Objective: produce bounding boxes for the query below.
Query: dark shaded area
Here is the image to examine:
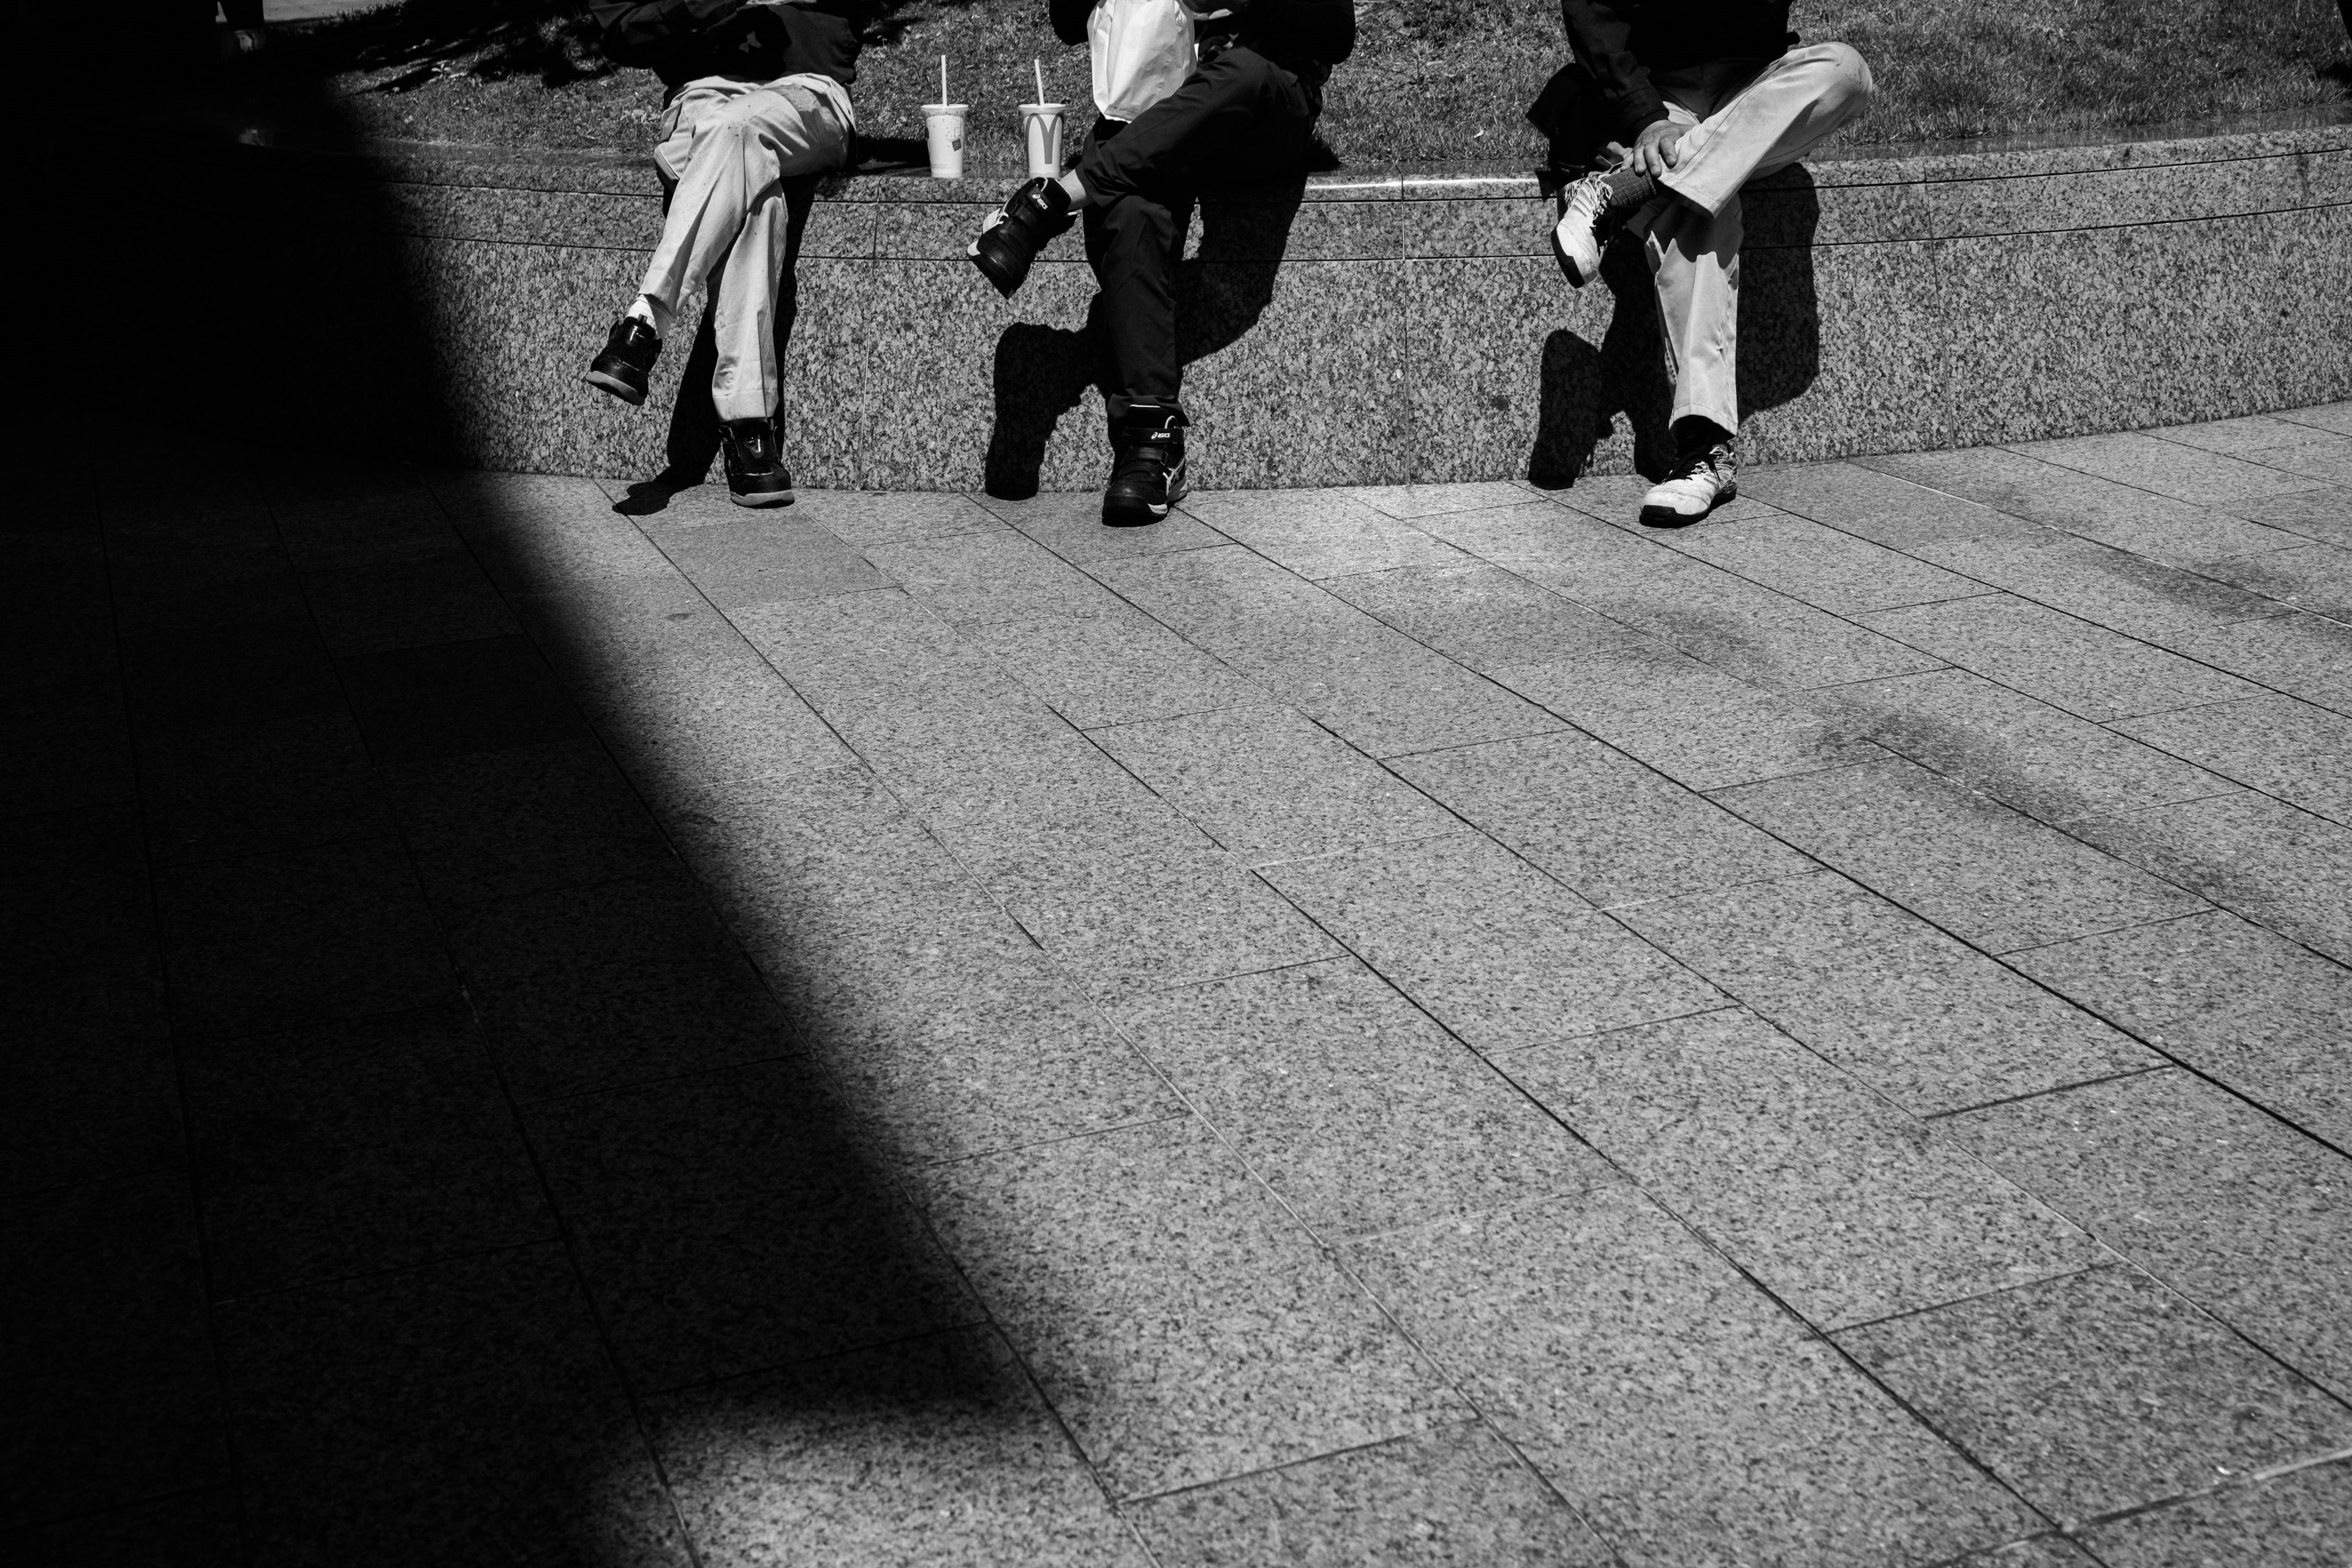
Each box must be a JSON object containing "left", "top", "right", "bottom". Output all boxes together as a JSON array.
[
  {"left": 1529, "top": 171, "right": 1821, "bottom": 488},
  {"left": 10, "top": 18, "right": 996, "bottom": 1567},
  {"left": 983, "top": 182, "right": 1307, "bottom": 499}
]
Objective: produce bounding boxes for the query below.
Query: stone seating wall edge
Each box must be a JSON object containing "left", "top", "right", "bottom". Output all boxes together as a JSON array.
[{"left": 189, "top": 115, "right": 2350, "bottom": 489}]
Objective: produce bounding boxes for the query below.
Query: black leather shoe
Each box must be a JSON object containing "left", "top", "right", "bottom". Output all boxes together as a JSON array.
[
  {"left": 1102, "top": 404, "right": 1188, "bottom": 527},
  {"left": 720, "top": 418, "right": 795, "bottom": 508},
  {"left": 584, "top": 315, "right": 660, "bottom": 405},
  {"left": 969, "top": 177, "right": 1075, "bottom": 298}
]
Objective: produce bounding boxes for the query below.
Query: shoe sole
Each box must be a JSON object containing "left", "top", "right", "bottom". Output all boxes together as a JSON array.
[
  {"left": 1550, "top": 219, "right": 1594, "bottom": 289},
  {"left": 729, "top": 487, "right": 796, "bottom": 508},
  {"left": 969, "top": 240, "right": 1026, "bottom": 299},
  {"left": 1637, "top": 478, "right": 1735, "bottom": 529},
  {"left": 584, "top": 369, "right": 646, "bottom": 406}
]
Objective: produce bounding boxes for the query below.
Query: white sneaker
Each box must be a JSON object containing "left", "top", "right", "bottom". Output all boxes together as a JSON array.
[
  {"left": 1549, "top": 172, "right": 1615, "bottom": 287},
  {"left": 1639, "top": 437, "right": 1739, "bottom": 526}
]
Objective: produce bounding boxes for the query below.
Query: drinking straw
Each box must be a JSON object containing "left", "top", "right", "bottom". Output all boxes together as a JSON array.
[
  {"left": 940, "top": 55, "right": 948, "bottom": 105},
  {"left": 1035, "top": 58, "right": 1046, "bottom": 105}
]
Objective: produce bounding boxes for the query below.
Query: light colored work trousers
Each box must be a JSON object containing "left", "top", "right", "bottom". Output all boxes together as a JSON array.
[
  {"left": 1629, "top": 42, "right": 1872, "bottom": 434},
  {"left": 640, "top": 74, "right": 851, "bottom": 423}
]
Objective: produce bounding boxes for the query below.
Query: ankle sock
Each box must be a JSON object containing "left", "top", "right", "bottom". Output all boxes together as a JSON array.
[
  {"left": 1602, "top": 167, "right": 1660, "bottom": 211},
  {"left": 625, "top": 294, "right": 672, "bottom": 340}
]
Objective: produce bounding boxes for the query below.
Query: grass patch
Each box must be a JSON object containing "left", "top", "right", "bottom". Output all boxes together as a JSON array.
[{"left": 269, "top": 0, "right": 2349, "bottom": 164}]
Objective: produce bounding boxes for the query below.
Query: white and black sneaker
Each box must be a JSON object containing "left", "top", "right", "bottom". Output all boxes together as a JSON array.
[
  {"left": 1102, "top": 404, "right": 1188, "bottom": 527},
  {"left": 1639, "top": 432, "right": 1738, "bottom": 527},
  {"left": 1550, "top": 167, "right": 1655, "bottom": 288}
]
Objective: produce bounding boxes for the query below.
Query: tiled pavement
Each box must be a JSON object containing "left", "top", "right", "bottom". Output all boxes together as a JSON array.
[{"left": 8, "top": 407, "right": 2352, "bottom": 1567}]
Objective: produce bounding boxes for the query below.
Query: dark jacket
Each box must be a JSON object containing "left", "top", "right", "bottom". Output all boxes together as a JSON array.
[
  {"left": 589, "top": 0, "right": 868, "bottom": 95},
  {"left": 1557, "top": 1, "right": 1793, "bottom": 137},
  {"left": 1047, "top": 0, "right": 1356, "bottom": 83}
]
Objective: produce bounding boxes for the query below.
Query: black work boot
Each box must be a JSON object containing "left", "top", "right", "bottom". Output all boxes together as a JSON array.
[
  {"left": 584, "top": 315, "right": 661, "bottom": 405},
  {"left": 719, "top": 418, "right": 795, "bottom": 508},
  {"left": 1102, "top": 404, "right": 1188, "bottom": 527},
  {"left": 969, "top": 176, "right": 1076, "bottom": 298}
]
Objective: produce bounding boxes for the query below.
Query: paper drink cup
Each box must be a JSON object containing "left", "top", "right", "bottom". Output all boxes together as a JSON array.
[
  {"left": 921, "top": 102, "right": 967, "bottom": 178},
  {"left": 1019, "top": 102, "right": 1066, "bottom": 179}
]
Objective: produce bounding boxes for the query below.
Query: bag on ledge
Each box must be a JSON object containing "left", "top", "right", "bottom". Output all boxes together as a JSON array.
[{"left": 1090, "top": 0, "right": 1196, "bottom": 122}]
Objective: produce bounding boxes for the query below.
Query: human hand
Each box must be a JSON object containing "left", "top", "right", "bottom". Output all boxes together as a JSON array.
[
  {"left": 1183, "top": 0, "right": 1248, "bottom": 17},
  {"left": 1629, "top": 119, "right": 1686, "bottom": 178}
]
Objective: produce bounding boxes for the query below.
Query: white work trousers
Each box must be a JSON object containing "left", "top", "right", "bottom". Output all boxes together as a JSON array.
[
  {"left": 1634, "top": 42, "right": 1872, "bottom": 434},
  {"left": 639, "top": 74, "right": 851, "bottom": 423}
]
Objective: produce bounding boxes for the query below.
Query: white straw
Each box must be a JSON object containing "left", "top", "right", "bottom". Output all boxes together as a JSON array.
[
  {"left": 1035, "top": 58, "right": 1046, "bottom": 105},
  {"left": 941, "top": 55, "right": 948, "bottom": 106}
]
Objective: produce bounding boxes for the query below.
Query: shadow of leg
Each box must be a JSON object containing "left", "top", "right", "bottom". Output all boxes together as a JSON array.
[
  {"left": 1599, "top": 240, "right": 1677, "bottom": 478},
  {"left": 984, "top": 320, "right": 1104, "bottom": 499},
  {"left": 1529, "top": 329, "right": 1608, "bottom": 488}
]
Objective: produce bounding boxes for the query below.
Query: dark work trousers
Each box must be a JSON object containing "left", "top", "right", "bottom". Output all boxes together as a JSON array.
[{"left": 1077, "top": 44, "right": 1316, "bottom": 412}]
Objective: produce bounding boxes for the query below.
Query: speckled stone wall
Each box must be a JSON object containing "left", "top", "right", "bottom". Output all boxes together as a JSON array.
[{"left": 184, "top": 116, "right": 2350, "bottom": 488}]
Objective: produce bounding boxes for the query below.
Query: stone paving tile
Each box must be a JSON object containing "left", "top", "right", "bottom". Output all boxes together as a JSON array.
[
  {"left": 2113, "top": 695, "right": 2352, "bottom": 825},
  {"left": 1655, "top": 511, "right": 1992, "bottom": 616},
  {"left": 443, "top": 871, "right": 799, "bottom": 1101},
  {"left": 864, "top": 527, "right": 1116, "bottom": 625},
  {"left": 790, "top": 486, "right": 1006, "bottom": 547},
  {"left": 2015, "top": 432, "right": 2323, "bottom": 510},
  {"left": 1907, "top": 529, "right": 2286, "bottom": 641},
  {"left": 2069, "top": 790, "right": 2352, "bottom": 965},
  {"left": 3, "top": 671, "right": 138, "bottom": 817},
  {"left": 135, "top": 712, "right": 396, "bottom": 867},
  {"left": 1501, "top": 1008, "right": 2101, "bottom": 1329},
  {"left": 153, "top": 835, "right": 460, "bottom": 1040},
  {"left": 993, "top": 488, "right": 1234, "bottom": 563},
  {"left": 911, "top": 1115, "right": 1466, "bottom": 1499},
  {"left": 1618, "top": 872, "right": 2160, "bottom": 1117},
  {"left": 1, "top": 808, "right": 176, "bottom": 1198},
  {"left": 2008, "top": 911, "right": 2352, "bottom": 1150},
  {"left": 1741, "top": 459, "right": 2038, "bottom": 550},
  {"left": 1866, "top": 448, "right": 2305, "bottom": 565},
  {"left": 2148, "top": 413, "right": 2339, "bottom": 459},
  {"left": 649, "top": 1329, "right": 1147, "bottom": 1568},
  {"left": 2228, "top": 484, "right": 2352, "bottom": 547},
  {"left": 2278, "top": 402, "right": 2352, "bottom": 437},
  {"left": 510, "top": 578, "right": 860, "bottom": 791},
  {"left": 2224, "top": 434, "right": 2352, "bottom": 491},
  {"left": 217, "top": 1245, "right": 688, "bottom": 1568},
  {"left": 14, "top": 1487, "right": 246, "bottom": 1567},
  {"left": 119, "top": 617, "right": 344, "bottom": 734},
  {"left": 2078, "top": 1460, "right": 2352, "bottom": 1567},
  {"left": 1343, "top": 480, "right": 1535, "bottom": 520},
  {"left": 1396, "top": 729, "right": 1815, "bottom": 908},
  {"left": 1089, "top": 544, "right": 1562, "bottom": 758},
  {"left": 963, "top": 605, "right": 1264, "bottom": 730},
  {"left": 1714, "top": 756, "right": 2207, "bottom": 954},
  {"left": 1129, "top": 1421, "right": 1616, "bottom": 1566},
  {"left": 1855, "top": 592, "right": 2264, "bottom": 722},
  {"left": 443, "top": 481, "right": 682, "bottom": 595},
  {"left": 1836, "top": 1266, "right": 2352, "bottom": 1523},
  {"left": 1498, "top": 643, "right": 1890, "bottom": 790},
  {"left": 1409, "top": 500, "right": 1944, "bottom": 691},
  {"left": 2195, "top": 543, "right": 2352, "bottom": 621},
  {"left": 1115, "top": 958, "right": 1610, "bottom": 1238},
  {"left": 1820, "top": 666, "right": 2230, "bottom": 824},
  {"left": 337, "top": 633, "right": 590, "bottom": 766},
  {"left": 2156, "top": 612, "right": 2352, "bottom": 717},
  {"left": 1180, "top": 488, "right": 1475, "bottom": 579},
  {"left": 294, "top": 539, "right": 520, "bottom": 658},
  {"left": 181, "top": 1005, "right": 552, "bottom": 1299},
  {"left": 526, "top": 1057, "right": 982, "bottom": 1393},
  {"left": 1948, "top": 1071, "right": 2352, "bottom": 1396},
  {"left": 1346, "top": 1185, "right": 2042, "bottom": 1566},
  {"left": 640, "top": 507, "right": 891, "bottom": 610},
  {"left": 1325, "top": 560, "right": 1644, "bottom": 669},
  {"left": 6, "top": 1174, "right": 228, "bottom": 1527},
  {"left": 1090, "top": 704, "right": 1461, "bottom": 865},
  {"left": 386, "top": 736, "right": 678, "bottom": 907},
  {"left": 1261, "top": 833, "right": 1726, "bottom": 1049}
]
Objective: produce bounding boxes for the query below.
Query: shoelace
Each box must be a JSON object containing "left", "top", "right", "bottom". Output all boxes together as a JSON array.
[{"left": 1665, "top": 445, "right": 1730, "bottom": 484}]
